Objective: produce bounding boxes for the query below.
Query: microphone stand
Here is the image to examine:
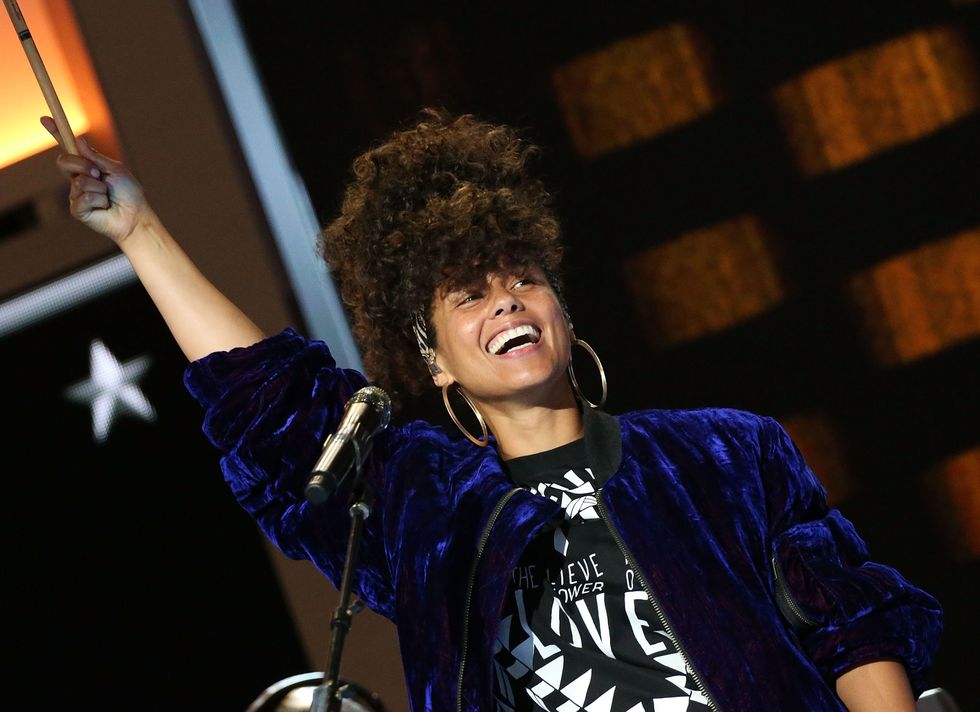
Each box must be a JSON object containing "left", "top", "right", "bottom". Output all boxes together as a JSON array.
[{"left": 308, "top": 463, "right": 374, "bottom": 712}]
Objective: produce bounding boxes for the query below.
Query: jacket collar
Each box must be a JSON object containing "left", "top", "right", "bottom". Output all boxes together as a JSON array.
[
  {"left": 582, "top": 404, "right": 622, "bottom": 487},
  {"left": 477, "top": 402, "right": 622, "bottom": 486}
]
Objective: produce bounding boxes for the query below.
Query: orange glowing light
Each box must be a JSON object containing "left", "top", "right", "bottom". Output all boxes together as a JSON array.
[
  {"left": 0, "top": 0, "right": 90, "bottom": 169},
  {"left": 847, "top": 228, "right": 980, "bottom": 366},
  {"left": 623, "top": 215, "right": 785, "bottom": 349},
  {"left": 771, "top": 25, "right": 980, "bottom": 176},
  {"left": 933, "top": 448, "right": 980, "bottom": 559},
  {"left": 552, "top": 23, "right": 725, "bottom": 159},
  {"left": 780, "top": 412, "right": 853, "bottom": 505}
]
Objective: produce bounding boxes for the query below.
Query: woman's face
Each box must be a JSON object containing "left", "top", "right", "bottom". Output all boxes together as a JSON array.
[{"left": 428, "top": 265, "right": 573, "bottom": 407}]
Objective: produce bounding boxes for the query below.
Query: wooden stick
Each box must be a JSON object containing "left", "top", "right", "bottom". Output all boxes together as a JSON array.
[{"left": 3, "top": 0, "right": 78, "bottom": 154}]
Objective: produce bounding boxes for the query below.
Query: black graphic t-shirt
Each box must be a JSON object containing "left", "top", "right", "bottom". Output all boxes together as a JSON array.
[{"left": 494, "top": 438, "right": 712, "bottom": 712}]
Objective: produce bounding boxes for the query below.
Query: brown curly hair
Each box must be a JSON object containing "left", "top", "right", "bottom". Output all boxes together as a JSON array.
[{"left": 319, "top": 107, "right": 566, "bottom": 406}]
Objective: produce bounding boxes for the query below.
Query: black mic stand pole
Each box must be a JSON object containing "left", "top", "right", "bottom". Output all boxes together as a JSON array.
[{"left": 309, "top": 453, "right": 373, "bottom": 712}]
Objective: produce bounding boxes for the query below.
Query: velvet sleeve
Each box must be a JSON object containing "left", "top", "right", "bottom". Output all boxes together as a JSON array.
[
  {"left": 182, "top": 327, "right": 397, "bottom": 621},
  {"left": 759, "top": 416, "right": 943, "bottom": 695}
]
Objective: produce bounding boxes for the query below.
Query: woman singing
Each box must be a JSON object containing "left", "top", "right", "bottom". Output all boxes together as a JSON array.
[{"left": 44, "top": 108, "right": 941, "bottom": 712}]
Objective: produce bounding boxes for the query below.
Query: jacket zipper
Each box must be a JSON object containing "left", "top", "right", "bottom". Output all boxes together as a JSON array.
[
  {"left": 596, "top": 494, "right": 721, "bottom": 711},
  {"left": 456, "top": 486, "right": 523, "bottom": 712},
  {"left": 770, "top": 552, "right": 818, "bottom": 629}
]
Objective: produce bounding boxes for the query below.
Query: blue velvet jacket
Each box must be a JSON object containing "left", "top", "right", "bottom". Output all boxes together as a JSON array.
[{"left": 184, "top": 329, "right": 942, "bottom": 711}]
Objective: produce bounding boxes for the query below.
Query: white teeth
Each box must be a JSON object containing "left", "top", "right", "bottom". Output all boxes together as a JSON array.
[{"left": 488, "top": 325, "right": 541, "bottom": 354}]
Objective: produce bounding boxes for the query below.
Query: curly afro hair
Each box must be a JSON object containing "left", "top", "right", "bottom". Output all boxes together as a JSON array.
[{"left": 319, "top": 107, "right": 566, "bottom": 407}]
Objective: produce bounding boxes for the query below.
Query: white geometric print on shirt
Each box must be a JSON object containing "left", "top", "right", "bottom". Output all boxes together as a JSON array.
[
  {"left": 531, "top": 467, "right": 601, "bottom": 522},
  {"left": 497, "top": 462, "right": 711, "bottom": 711},
  {"left": 495, "top": 581, "right": 707, "bottom": 710}
]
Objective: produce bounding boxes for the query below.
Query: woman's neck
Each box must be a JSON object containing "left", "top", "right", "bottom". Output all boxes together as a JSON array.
[{"left": 479, "top": 390, "right": 585, "bottom": 460}]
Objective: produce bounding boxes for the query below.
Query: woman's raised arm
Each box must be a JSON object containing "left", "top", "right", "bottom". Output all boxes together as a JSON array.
[{"left": 42, "top": 116, "right": 266, "bottom": 361}]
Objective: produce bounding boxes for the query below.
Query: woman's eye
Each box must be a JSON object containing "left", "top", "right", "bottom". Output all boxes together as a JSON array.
[{"left": 514, "top": 278, "right": 535, "bottom": 289}]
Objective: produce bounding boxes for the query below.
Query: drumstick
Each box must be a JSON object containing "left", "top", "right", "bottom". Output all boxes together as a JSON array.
[{"left": 3, "top": 0, "right": 78, "bottom": 155}]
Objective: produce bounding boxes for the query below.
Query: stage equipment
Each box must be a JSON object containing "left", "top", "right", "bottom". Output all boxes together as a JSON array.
[{"left": 305, "top": 387, "right": 391, "bottom": 712}]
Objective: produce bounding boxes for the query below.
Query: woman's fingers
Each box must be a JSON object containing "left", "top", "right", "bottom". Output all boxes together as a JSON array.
[
  {"left": 56, "top": 152, "right": 101, "bottom": 180},
  {"left": 69, "top": 174, "right": 108, "bottom": 216},
  {"left": 69, "top": 174, "right": 107, "bottom": 202},
  {"left": 42, "top": 116, "right": 119, "bottom": 175},
  {"left": 39, "top": 115, "right": 64, "bottom": 150},
  {"left": 71, "top": 190, "right": 110, "bottom": 218},
  {"left": 77, "top": 136, "right": 120, "bottom": 173}
]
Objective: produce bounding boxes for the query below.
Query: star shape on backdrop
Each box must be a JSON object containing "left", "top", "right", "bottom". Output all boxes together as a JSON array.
[{"left": 64, "top": 338, "right": 157, "bottom": 444}]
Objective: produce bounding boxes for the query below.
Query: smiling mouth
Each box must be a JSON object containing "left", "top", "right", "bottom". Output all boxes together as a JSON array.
[{"left": 487, "top": 325, "right": 541, "bottom": 354}]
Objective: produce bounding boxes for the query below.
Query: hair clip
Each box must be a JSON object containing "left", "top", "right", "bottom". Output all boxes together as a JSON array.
[{"left": 412, "top": 310, "right": 442, "bottom": 375}]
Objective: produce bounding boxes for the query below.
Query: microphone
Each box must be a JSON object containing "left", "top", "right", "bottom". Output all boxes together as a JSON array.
[{"left": 305, "top": 386, "right": 391, "bottom": 505}]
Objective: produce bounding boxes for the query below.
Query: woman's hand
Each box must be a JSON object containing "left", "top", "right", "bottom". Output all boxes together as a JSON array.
[
  {"left": 41, "top": 115, "right": 151, "bottom": 245},
  {"left": 41, "top": 115, "right": 266, "bottom": 360}
]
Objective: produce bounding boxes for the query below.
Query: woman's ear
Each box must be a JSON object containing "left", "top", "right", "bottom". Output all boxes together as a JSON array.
[
  {"left": 430, "top": 353, "right": 453, "bottom": 388},
  {"left": 432, "top": 368, "right": 452, "bottom": 389},
  {"left": 422, "top": 352, "right": 442, "bottom": 377}
]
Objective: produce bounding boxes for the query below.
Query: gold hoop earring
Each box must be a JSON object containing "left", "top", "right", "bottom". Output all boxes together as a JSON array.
[
  {"left": 568, "top": 338, "right": 608, "bottom": 409},
  {"left": 442, "top": 383, "right": 489, "bottom": 447}
]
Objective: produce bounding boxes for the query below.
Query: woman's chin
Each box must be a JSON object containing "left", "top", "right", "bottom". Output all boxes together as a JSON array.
[{"left": 481, "top": 373, "right": 573, "bottom": 408}]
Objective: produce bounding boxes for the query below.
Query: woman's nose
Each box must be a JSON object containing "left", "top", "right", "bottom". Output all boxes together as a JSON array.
[{"left": 491, "top": 287, "right": 523, "bottom": 317}]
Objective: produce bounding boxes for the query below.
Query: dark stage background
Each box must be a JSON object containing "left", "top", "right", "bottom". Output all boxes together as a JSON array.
[
  {"left": 230, "top": 0, "right": 980, "bottom": 709},
  {"left": 5, "top": 283, "right": 309, "bottom": 710}
]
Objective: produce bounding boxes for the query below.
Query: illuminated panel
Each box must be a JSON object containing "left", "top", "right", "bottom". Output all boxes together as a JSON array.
[
  {"left": 0, "top": 254, "right": 136, "bottom": 338},
  {"left": 623, "top": 215, "right": 784, "bottom": 349},
  {"left": 932, "top": 448, "right": 980, "bottom": 559},
  {"left": 771, "top": 25, "right": 980, "bottom": 176},
  {"left": 0, "top": 0, "right": 91, "bottom": 169},
  {"left": 847, "top": 228, "right": 980, "bottom": 366},
  {"left": 551, "top": 23, "right": 725, "bottom": 159},
  {"left": 780, "top": 412, "right": 853, "bottom": 505}
]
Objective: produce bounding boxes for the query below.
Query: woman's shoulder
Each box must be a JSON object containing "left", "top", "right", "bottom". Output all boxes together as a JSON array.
[
  {"left": 614, "top": 406, "right": 780, "bottom": 474},
  {"left": 616, "top": 405, "right": 773, "bottom": 442}
]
